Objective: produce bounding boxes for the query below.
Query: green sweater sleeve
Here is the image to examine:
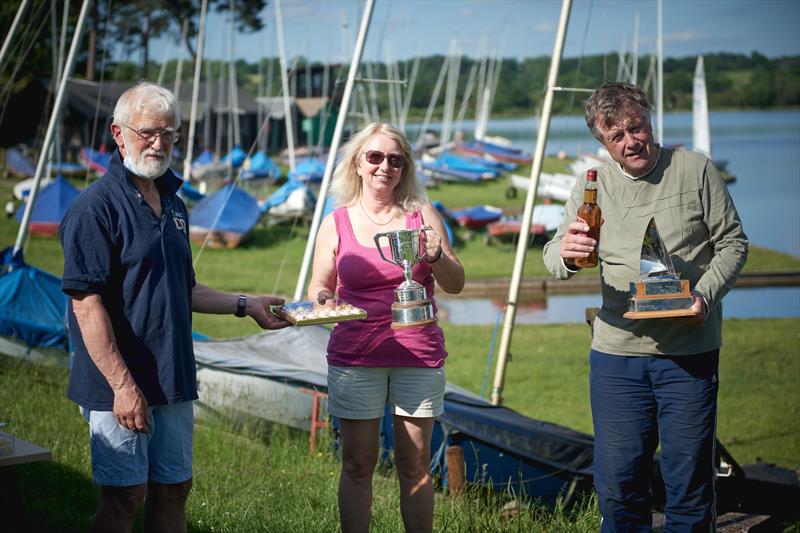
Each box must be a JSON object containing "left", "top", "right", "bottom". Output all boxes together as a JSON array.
[{"left": 693, "top": 160, "right": 749, "bottom": 307}]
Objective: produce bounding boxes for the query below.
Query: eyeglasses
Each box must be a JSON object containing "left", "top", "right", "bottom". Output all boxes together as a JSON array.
[
  {"left": 364, "top": 150, "right": 405, "bottom": 169},
  {"left": 120, "top": 124, "right": 180, "bottom": 144}
]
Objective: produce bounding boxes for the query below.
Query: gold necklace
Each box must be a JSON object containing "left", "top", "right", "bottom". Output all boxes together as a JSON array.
[{"left": 359, "top": 200, "right": 396, "bottom": 226}]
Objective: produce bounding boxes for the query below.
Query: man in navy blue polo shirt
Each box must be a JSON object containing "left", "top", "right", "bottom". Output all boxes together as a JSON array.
[{"left": 60, "top": 82, "right": 289, "bottom": 533}]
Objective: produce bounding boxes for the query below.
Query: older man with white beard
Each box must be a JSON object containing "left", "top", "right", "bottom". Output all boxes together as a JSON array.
[{"left": 59, "top": 82, "right": 289, "bottom": 533}]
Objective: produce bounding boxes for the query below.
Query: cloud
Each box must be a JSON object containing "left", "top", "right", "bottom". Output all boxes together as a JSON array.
[
  {"left": 665, "top": 29, "right": 712, "bottom": 44},
  {"left": 534, "top": 21, "right": 554, "bottom": 33}
]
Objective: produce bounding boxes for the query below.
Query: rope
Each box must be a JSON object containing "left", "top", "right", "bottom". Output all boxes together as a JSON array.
[
  {"left": 84, "top": 0, "right": 113, "bottom": 188},
  {"left": 480, "top": 305, "right": 504, "bottom": 399}
]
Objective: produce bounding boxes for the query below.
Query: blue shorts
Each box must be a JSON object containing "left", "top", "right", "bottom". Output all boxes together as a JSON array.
[
  {"left": 327, "top": 365, "right": 446, "bottom": 419},
  {"left": 80, "top": 401, "right": 194, "bottom": 487}
]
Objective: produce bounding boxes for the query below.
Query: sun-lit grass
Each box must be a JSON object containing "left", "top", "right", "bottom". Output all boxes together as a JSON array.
[{"left": 1, "top": 355, "right": 603, "bottom": 532}]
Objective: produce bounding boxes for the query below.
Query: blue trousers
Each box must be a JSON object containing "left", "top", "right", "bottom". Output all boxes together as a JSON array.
[{"left": 590, "top": 349, "right": 719, "bottom": 533}]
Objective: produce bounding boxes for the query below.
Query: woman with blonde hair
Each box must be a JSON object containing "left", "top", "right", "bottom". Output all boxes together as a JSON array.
[{"left": 308, "top": 122, "right": 464, "bottom": 532}]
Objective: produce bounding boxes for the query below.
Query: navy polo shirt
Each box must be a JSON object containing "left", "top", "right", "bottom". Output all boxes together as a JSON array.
[{"left": 60, "top": 150, "right": 197, "bottom": 410}]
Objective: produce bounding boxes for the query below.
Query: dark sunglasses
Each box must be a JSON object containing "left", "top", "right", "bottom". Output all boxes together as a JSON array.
[{"left": 364, "top": 150, "right": 405, "bottom": 169}]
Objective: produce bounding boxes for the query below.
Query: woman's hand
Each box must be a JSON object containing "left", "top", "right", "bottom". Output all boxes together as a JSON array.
[
  {"left": 315, "top": 289, "right": 334, "bottom": 305},
  {"left": 422, "top": 225, "right": 443, "bottom": 263}
]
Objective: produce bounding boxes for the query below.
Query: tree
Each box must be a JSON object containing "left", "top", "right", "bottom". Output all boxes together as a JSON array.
[{"left": 106, "top": 0, "right": 267, "bottom": 80}]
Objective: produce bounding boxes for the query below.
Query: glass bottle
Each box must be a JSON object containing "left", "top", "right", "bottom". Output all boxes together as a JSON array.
[{"left": 575, "top": 169, "right": 601, "bottom": 268}]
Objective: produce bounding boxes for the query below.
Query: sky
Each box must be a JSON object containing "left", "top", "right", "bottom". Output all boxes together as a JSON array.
[{"left": 145, "top": 0, "right": 800, "bottom": 65}]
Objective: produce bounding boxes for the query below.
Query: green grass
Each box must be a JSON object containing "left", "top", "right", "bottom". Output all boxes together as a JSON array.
[
  {"left": 2, "top": 316, "right": 797, "bottom": 530},
  {"left": 440, "top": 319, "right": 800, "bottom": 469},
  {"left": 0, "top": 355, "right": 601, "bottom": 532}
]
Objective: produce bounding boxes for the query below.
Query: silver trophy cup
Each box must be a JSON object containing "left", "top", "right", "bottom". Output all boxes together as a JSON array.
[{"left": 374, "top": 228, "right": 437, "bottom": 327}]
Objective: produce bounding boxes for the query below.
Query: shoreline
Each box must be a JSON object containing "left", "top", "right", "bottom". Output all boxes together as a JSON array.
[{"left": 455, "top": 271, "right": 800, "bottom": 298}]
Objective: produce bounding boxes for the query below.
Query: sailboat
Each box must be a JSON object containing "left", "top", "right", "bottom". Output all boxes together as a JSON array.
[{"left": 692, "top": 55, "right": 729, "bottom": 172}]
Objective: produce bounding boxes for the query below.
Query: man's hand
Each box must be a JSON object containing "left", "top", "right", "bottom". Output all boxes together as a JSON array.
[
  {"left": 675, "top": 293, "right": 709, "bottom": 326},
  {"left": 248, "top": 295, "right": 291, "bottom": 329},
  {"left": 560, "top": 221, "right": 597, "bottom": 265},
  {"left": 113, "top": 383, "right": 150, "bottom": 433}
]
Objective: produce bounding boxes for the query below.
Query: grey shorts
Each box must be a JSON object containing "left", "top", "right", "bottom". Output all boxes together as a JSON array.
[
  {"left": 80, "top": 401, "right": 194, "bottom": 486},
  {"left": 327, "top": 365, "right": 446, "bottom": 420}
]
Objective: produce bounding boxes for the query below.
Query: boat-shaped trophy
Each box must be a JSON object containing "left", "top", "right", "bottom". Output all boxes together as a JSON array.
[
  {"left": 374, "top": 228, "right": 437, "bottom": 328},
  {"left": 623, "top": 218, "right": 696, "bottom": 319}
]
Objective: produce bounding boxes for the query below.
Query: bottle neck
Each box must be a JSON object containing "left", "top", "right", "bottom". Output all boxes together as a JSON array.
[{"left": 583, "top": 186, "right": 597, "bottom": 203}]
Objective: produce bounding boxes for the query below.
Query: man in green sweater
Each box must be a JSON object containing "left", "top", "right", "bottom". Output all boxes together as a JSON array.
[{"left": 544, "top": 82, "right": 748, "bottom": 531}]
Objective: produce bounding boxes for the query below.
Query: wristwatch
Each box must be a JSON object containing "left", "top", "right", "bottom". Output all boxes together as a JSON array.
[{"left": 235, "top": 294, "right": 247, "bottom": 317}]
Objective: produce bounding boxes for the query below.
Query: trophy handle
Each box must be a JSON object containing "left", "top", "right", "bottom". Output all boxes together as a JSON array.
[
  {"left": 373, "top": 232, "right": 399, "bottom": 266},
  {"left": 417, "top": 227, "right": 432, "bottom": 261}
]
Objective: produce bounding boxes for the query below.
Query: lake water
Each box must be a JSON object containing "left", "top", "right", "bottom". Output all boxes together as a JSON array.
[
  {"left": 409, "top": 109, "right": 800, "bottom": 257},
  {"left": 438, "top": 287, "right": 800, "bottom": 326},
  {"left": 408, "top": 110, "right": 800, "bottom": 324}
]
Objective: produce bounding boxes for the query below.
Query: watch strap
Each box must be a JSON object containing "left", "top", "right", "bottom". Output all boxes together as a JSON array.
[{"left": 235, "top": 294, "right": 247, "bottom": 317}]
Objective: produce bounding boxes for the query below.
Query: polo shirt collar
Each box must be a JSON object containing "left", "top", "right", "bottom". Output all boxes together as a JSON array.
[{"left": 108, "top": 149, "right": 183, "bottom": 196}]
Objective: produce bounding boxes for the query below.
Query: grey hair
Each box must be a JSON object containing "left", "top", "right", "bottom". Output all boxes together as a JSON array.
[
  {"left": 329, "top": 122, "right": 427, "bottom": 211},
  {"left": 585, "top": 82, "right": 652, "bottom": 141},
  {"left": 113, "top": 81, "right": 181, "bottom": 129}
]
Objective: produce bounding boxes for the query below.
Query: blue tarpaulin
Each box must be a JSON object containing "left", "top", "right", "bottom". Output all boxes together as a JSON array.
[
  {"left": 288, "top": 158, "right": 326, "bottom": 183},
  {"left": 242, "top": 151, "right": 281, "bottom": 180},
  {"left": 15, "top": 175, "right": 80, "bottom": 233},
  {"left": 0, "top": 249, "right": 68, "bottom": 348},
  {"left": 5, "top": 147, "right": 35, "bottom": 177},
  {"left": 189, "top": 183, "right": 261, "bottom": 235},
  {"left": 222, "top": 145, "right": 247, "bottom": 169}
]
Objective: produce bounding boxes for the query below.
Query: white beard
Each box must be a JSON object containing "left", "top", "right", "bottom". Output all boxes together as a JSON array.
[{"left": 121, "top": 131, "right": 172, "bottom": 180}]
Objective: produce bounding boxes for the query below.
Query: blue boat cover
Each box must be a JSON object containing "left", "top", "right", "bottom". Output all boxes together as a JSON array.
[
  {"left": 0, "top": 249, "right": 68, "bottom": 348},
  {"left": 465, "top": 139, "right": 528, "bottom": 157},
  {"left": 242, "top": 151, "right": 281, "bottom": 180},
  {"left": 193, "top": 148, "right": 215, "bottom": 167},
  {"left": 438, "top": 152, "right": 501, "bottom": 176},
  {"left": 5, "top": 147, "right": 35, "bottom": 177},
  {"left": 15, "top": 175, "right": 80, "bottom": 225},
  {"left": 448, "top": 205, "right": 503, "bottom": 224},
  {"left": 222, "top": 145, "right": 247, "bottom": 168},
  {"left": 81, "top": 147, "right": 111, "bottom": 175},
  {"left": 177, "top": 180, "right": 205, "bottom": 202},
  {"left": 259, "top": 178, "right": 305, "bottom": 212},
  {"left": 189, "top": 183, "right": 261, "bottom": 235},
  {"left": 288, "top": 158, "right": 326, "bottom": 183},
  {"left": 430, "top": 201, "right": 455, "bottom": 244}
]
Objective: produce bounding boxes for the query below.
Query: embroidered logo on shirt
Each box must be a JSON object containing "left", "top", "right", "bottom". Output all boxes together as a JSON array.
[{"left": 171, "top": 210, "right": 187, "bottom": 234}]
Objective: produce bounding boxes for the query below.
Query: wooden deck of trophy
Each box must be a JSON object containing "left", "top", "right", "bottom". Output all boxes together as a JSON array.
[{"left": 623, "top": 276, "right": 697, "bottom": 319}]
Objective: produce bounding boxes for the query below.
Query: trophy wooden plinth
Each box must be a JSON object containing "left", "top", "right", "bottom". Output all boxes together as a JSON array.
[{"left": 623, "top": 277, "right": 697, "bottom": 319}]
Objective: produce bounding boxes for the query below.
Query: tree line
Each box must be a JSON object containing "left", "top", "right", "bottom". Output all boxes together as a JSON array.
[{"left": 2, "top": 2, "right": 798, "bottom": 115}]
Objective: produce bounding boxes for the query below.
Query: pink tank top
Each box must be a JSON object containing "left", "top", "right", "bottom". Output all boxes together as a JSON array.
[{"left": 326, "top": 207, "right": 447, "bottom": 368}]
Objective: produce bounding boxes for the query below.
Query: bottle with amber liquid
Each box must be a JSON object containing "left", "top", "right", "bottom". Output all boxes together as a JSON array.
[{"left": 574, "top": 169, "right": 601, "bottom": 268}]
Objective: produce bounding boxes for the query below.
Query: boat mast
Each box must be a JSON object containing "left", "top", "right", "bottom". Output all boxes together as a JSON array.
[
  {"left": 489, "top": 0, "right": 572, "bottom": 406},
  {"left": 293, "top": 0, "right": 375, "bottom": 301},
  {"left": 656, "top": 0, "right": 664, "bottom": 144},
  {"left": 0, "top": 0, "right": 29, "bottom": 71},
  {"left": 13, "top": 0, "right": 91, "bottom": 258},
  {"left": 182, "top": 0, "right": 209, "bottom": 182},
  {"left": 274, "top": 0, "right": 296, "bottom": 172}
]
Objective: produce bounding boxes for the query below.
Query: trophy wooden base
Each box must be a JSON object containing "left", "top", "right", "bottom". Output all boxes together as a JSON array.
[
  {"left": 624, "top": 278, "right": 695, "bottom": 320},
  {"left": 623, "top": 308, "right": 697, "bottom": 319}
]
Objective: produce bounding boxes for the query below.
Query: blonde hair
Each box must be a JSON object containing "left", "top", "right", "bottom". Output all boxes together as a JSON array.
[{"left": 329, "top": 122, "right": 427, "bottom": 212}]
